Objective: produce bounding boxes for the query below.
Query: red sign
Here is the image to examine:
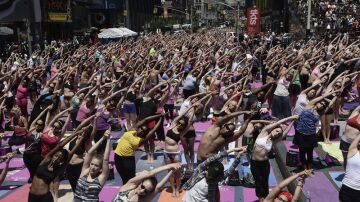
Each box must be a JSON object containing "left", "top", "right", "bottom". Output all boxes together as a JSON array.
[{"left": 246, "top": 7, "right": 261, "bottom": 35}]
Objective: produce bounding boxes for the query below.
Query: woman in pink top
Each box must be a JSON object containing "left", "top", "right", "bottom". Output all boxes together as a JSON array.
[
  {"left": 16, "top": 79, "right": 29, "bottom": 116},
  {"left": 76, "top": 96, "right": 95, "bottom": 125}
]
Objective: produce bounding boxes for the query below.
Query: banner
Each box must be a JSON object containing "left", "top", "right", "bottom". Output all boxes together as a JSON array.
[
  {"left": 246, "top": 7, "right": 260, "bottom": 35},
  {"left": 44, "top": 0, "right": 71, "bottom": 22}
]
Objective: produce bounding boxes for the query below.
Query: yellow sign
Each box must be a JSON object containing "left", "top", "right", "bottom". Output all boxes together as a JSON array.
[{"left": 48, "top": 12, "right": 69, "bottom": 21}]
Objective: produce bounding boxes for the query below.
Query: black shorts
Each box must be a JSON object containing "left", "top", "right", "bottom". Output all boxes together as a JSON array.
[
  {"left": 184, "top": 130, "right": 196, "bottom": 138},
  {"left": 340, "top": 139, "right": 351, "bottom": 152}
]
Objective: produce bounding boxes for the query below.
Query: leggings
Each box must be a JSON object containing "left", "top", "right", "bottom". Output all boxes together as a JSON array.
[
  {"left": 94, "top": 129, "right": 107, "bottom": 153},
  {"left": 28, "top": 192, "right": 53, "bottom": 202},
  {"left": 23, "top": 153, "right": 43, "bottom": 180},
  {"left": 299, "top": 147, "right": 314, "bottom": 166},
  {"left": 250, "top": 159, "right": 270, "bottom": 198},
  {"left": 164, "top": 104, "right": 175, "bottom": 120},
  {"left": 114, "top": 154, "right": 135, "bottom": 184},
  {"left": 155, "top": 116, "right": 165, "bottom": 141},
  {"left": 65, "top": 162, "right": 83, "bottom": 192},
  {"left": 339, "top": 184, "right": 360, "bottom": 202}
]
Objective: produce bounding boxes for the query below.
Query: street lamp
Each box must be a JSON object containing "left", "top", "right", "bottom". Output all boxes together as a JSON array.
[{"left": 306, "top": 0, "right": 311, "bottom": 36}]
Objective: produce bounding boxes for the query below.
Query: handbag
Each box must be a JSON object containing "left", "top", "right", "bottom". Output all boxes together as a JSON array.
[
  {"left": 324, "top": 153, "right": 342, "bottom": 166},
  {"left": 226, "top": 169, "right": 241, "bottom": 186},
  {"left": 286, "top": 150, "right": 300, "bottom": 167},
  {"left": 330, "top": 125, "right": 340, "bottom": 140}
]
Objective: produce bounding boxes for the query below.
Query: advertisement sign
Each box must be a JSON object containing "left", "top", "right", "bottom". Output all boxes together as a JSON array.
[
  {"left": 246, "top": 7, "right": 260, "bottom": 35},
  {"left": 44, "top": 0, "right": 71, "bottom": 22}
]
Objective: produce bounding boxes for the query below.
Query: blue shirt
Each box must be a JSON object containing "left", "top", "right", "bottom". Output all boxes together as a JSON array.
[{"left": 296, "top": 109, "right": 319, "bottom": 135}]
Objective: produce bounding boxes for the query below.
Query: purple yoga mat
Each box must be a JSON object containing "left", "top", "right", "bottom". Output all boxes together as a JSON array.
[
  {"left": 287, "top": 126, "right": 295, "bottom": 137},
  {"left": 6, "top": 168, "right": 29, "bottom": 182},
  {"left": 99, "top": 186, "right": 120, "bottom": 202},
  {"left": 283, "top": 141, "right": 318, "bottom": 158},
  {"left": 302, "top": 172, "right": 339, "bottom": 202},
  {"left": 219, "top": 186, "right": 235, "bottom": 202},
  {"left": 0, "top": 158, "right": 25, "bottom": 169}
]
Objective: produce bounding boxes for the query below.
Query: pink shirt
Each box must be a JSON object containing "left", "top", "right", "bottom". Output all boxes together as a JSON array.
[{"left": 76, "top": 103, "right": 91, "bottom": 122}]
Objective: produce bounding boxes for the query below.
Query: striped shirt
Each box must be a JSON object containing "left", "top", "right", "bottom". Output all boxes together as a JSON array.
[{"left": 73, "top": 174, "right": 103, "bottom": 202}]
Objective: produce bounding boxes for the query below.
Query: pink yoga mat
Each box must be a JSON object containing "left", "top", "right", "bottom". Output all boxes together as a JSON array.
[
  {"left": 0, "top": 158, "right": 25, "bottom": 169},
  {"left": 219, "top": 186, "right": 235, "bottom": 202},
  {"left": 243, "top": 187, "right": 260, "bottom": 202},
  {"left": 6, "top": 168, "right": 29, "bottom": 182},
  {"left": 99, "top": 186, "right": 120, "bottom": 202},
  {"left": 193, "top": 121, "right": 211, "bottom": 132},
  {"left": 1, "top": 184, "right": 30, "bottom": 202}
]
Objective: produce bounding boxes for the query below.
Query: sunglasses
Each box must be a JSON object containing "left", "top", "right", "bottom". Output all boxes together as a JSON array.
[{"left": 140, "top": 183, "right": 152, "bottom": 194}]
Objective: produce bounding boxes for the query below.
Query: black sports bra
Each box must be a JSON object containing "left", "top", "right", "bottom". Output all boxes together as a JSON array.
[
  {"left": 166, "top": 129, "right": 180, "bottom": 143},
  {"left": 35, "top": 162, "right": 56, "bottom": 184}
]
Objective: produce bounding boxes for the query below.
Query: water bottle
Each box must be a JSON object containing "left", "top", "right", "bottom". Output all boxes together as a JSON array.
[{"left": 305, "top": 191, "right": 311, "bottom": 202}]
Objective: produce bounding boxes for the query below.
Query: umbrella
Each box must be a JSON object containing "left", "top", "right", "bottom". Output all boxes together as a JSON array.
[{"left": 0, "top": 27, "right": 14, "bottom": 35}]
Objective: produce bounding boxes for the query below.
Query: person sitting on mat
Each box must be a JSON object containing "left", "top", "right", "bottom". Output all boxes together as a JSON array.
[
  {"left": 73, "top": 129, "right": 111, "bottom": 202},
  {"left": 182, "top": 146, "right": 247, "bottom": 202},
  {"left": 112, "top": 163, "right": 181, "bottom": 202},
  {"left": 264, "top": 169, "right": 312, "bottom": 202}
]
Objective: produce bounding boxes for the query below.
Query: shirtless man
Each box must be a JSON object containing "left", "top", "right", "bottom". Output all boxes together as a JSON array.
[{"left": 197, "top": 111, "right": 254, "bottom": 163}]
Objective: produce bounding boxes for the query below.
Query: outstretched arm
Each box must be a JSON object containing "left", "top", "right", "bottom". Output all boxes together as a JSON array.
[
  {"left": 0, "top": 153, "right": 15, "bottom": 185},
  {"left": 264, "top": 170, "right": 312, "bottom": 202},
  {"left": 132, "top": 114, "right": 163, "bottom": 129},
  {"left": 124, "top": 163, "right": 181, "bottom": 189},
  {"left": 139, "top": 117, "right": 164, "bottom": 145},
  {"left": 263, "top": 115, "right": 299, "bottom": 133},
  {"left": 215, "top": 111, "right": 252, "bottom": 127},
  {"left": 99, "top": 130, "right": 111, "bottom": 186}
]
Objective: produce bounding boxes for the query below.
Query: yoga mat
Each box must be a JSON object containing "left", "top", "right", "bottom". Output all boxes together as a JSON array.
[
  {"left": 283, "top": 141, "right": 318, "bottom": 158},
  {"left": 287, "top": 125, "right": 295, "bottom": 137},
  {"left": 329, "top": 171, "right": 345, "bottom": 188},
  {"left": 136, "top": 152, "right": 164, "bottom": 173},
  {"left": 302, "top": 172, "right": 339, "bottom": 202},
  {"left": 193, "top": 121, "right": 211, "bottom": 133},
  {"left": 0, "top": 190, "right": 10, "bottom": 198},
  {"left": 0, "top": 158, "right": 25, "bottom": 169},
  {"left": 343, "top": 101, "right": 358, "bottom": 111},
  {"left": 318, "top": 142, "right": 344, "bottom": 162},
  {"left": 243, "top": 187, "right": 260, "bottom": 202},
  {"left": 158, "top": 188, "right": 186, "bottom": 202},
  {"left": 219, "top": 185, "right": 235, "bottom": 202},
  {"left": 6, "top": 168, "right": 29, "bottom": 182},
  {"left": 0, "top": 184, "right": 30, "bottom": 202},
  {"left": 99, "top": 186, "right": 120, "bottom": 202}
]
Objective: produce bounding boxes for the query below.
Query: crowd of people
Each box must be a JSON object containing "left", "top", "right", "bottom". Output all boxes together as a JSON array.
[
  {"left": 295, "top": 0, "right": 360, "bottom": 37},
  {"left": 0, "top": 27, "right": 359, "bottom": 202}
]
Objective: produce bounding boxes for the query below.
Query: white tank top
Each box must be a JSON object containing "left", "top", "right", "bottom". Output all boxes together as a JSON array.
[
  {"left": 255, "top": 136, "right": 273, "bottom": 152},
  {"left": 342, "top": 152, "right": 360, "bottom": 190}
]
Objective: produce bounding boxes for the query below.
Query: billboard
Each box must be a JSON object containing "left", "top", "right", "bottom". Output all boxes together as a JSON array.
[
  {"left": 246, "top": 7, "right": 260, "bottom": 35},
  {"left": 44, "top": 0, "right": 71, "bottom": 22}
]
